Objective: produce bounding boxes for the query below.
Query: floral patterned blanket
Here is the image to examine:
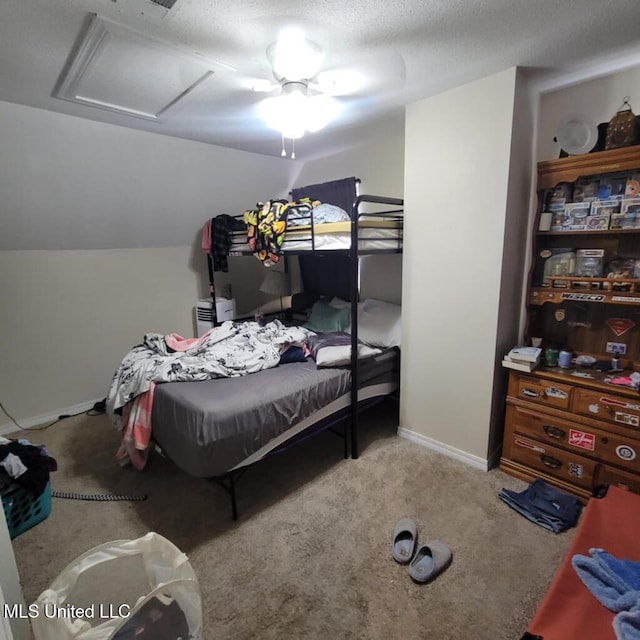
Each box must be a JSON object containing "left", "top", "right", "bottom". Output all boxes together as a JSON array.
[{"left": 106, "top": 320, "right": 314, "bottom": 415}]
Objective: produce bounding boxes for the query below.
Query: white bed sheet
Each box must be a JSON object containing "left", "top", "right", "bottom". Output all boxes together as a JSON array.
[{"left": 230, "top": 226, "right": 402, "bottom": 253}]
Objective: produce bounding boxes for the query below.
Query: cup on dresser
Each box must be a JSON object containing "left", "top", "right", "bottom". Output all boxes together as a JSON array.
[
  {"left": 545, "top": 347, "right": 559, "bottom": 367},
  {"left": 558, "top": 350, "right": 573, "bottom": 368}
]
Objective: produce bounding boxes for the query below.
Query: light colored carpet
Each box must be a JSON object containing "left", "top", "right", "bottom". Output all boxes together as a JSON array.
[{"left": 9, "top": 400, "right": 575, "bottom": 639}]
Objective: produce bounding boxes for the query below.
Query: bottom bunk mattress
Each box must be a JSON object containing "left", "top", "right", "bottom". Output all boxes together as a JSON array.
[
  {"left": 524, "top": 485, "right": 640, "bottom": 640},
  {"left": 151, "top": 351, "right": 398, "bottom": 479}
]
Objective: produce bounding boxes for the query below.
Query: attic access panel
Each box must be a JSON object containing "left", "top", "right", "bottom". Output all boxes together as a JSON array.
[{"left": 55, "top": 14, "right": 232, "bottom": 121}]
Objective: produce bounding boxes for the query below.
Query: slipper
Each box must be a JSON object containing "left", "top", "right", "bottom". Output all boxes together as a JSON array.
[
  {"left": 391, "top": 517, "right": 417, "bottom": 564},
  {"left": 408, "top": 540, "right": 452, "bottom": 583}
]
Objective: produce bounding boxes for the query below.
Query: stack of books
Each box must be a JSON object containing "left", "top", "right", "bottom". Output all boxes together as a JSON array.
[{"left": 502, "top": 346, "right": 542, "bottom": 372}]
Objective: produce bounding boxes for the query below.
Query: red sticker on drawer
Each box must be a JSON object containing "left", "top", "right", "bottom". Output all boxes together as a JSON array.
[
  {"left": 568, "top": 429, "right": 595, "bottom": 451},
  {"left": 601, "top": 397, "right": 640, "bottom": 411},
  {"left": 514, "top": 438, "right": 546, "bottom": 453}
]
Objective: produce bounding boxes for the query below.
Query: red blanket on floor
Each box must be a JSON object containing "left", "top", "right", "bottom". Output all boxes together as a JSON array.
[{"left": 525, "top": 485, "right": 640, "bottom": 640}]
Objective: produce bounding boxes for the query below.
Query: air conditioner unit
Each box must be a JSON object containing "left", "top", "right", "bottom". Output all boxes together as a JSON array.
[
  {"left": 195, "top": 298, "right": 236, "bottom": 337},
  {"left": 195, "top": 299, "right": 214, "bottom": 337}
]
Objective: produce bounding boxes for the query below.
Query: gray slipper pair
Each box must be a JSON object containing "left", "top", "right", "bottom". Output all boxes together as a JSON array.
[{"left": 391, "top": 517, "right": 452, "bottom": 583}]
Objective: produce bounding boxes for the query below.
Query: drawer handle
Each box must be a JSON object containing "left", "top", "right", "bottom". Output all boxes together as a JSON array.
[
  {"left": 543, "top": 425, "right": 566, "bottom": 439},
  {"left": 521, "top": 387, "right": 540, "bottom": 398},
  {"left": 540, "top": 454, "right": 562, "bottom": 469}
]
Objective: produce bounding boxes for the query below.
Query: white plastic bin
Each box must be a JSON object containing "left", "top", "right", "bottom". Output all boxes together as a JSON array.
[{"left": 30, "top": 532, "right": 201, "bottom": 640}]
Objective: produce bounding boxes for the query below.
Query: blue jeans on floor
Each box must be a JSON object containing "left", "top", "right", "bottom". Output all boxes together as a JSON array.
[{"left": 498, "top": 479, "right": 582, "bottom": 533}]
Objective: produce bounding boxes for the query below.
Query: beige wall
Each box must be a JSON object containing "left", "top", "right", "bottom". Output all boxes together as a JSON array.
[
  {"left": 0, "top": 248, "right": 204, "bottom": 423},
  {"left": 400, "top": 67, "right": 532, "bottom": 467},
  {"left": 294, "top": 133, "right": 406, "bottom": 305},
  {"left": 0, "top": 101, "right": 296, "bottom": 427},
  {"left": 294, "top": 133, "right": 405, "bottom": 201},
  {"left": 537, "top": 66, "right": 640, "bottom": 162}
]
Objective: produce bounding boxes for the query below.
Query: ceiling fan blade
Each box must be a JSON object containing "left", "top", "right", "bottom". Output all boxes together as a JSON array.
[
  {"left": 243, "top": 77, "right": 279, "bottom": 93},
  {"left": 316, "top": 49, "right": 407, "bottom": 97},
  {"left": 250, "top": 78, "right": 280, "bottom": 93},
  {"left": 312, "top": 69, "right": 367, "bottom": 96}
]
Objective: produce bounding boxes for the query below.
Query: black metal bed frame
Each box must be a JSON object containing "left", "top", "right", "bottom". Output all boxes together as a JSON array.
[{"left": 204, "top": 194, "right": 404, "bottom": 519}]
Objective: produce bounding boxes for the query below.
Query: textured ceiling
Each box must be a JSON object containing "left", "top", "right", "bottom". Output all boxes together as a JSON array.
[{"left": 1, "top": 0, "right": 640, "bottom": 160}]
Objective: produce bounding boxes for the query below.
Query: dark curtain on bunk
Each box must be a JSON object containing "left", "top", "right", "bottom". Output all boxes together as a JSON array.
[
  {"left": 291, "top": 176, "right": 359, "bottom": 215},
  {"left": 291, "top": 176, "right": 360, "bottom": 308}
]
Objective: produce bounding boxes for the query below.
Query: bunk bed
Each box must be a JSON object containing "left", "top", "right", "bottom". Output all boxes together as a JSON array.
[{"left": 112, "top": 177, "right": 403, "bottom": 519}]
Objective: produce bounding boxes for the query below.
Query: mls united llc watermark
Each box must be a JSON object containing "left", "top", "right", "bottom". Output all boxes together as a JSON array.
[{"left": 4, "top": 603, "right": 131, "bottom": 619}]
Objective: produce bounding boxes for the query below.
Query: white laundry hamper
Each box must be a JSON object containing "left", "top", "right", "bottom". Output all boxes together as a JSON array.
[{"left": 30, "top": 532, "right": 202, "bottom": 640}]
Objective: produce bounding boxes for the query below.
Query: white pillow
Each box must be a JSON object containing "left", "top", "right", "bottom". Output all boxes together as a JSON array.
[
  {"left": 355, "top": 298, "right": 402, "bottom": 348},
  {"left": 315, "top": 344, "right": 381, "bottom": 367}
]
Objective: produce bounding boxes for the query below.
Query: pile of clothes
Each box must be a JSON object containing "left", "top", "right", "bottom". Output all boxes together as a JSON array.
[
  {"left": 0, "top": 436, "right": 57, "bottom": 498},
  {"left": 498, "top": 478, "right": 582, "bottom": 533}
]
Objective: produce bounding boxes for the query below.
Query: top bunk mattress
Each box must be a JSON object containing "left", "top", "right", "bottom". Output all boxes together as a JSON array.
[{"left": 230, "top": 219, "right": 402, "bottom": 254}]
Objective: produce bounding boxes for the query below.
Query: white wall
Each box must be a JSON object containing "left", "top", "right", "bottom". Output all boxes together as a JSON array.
[
  {"left": 0, "top": 101, "right": 295, "bottom": 425},
  {"left": 401, "top": 67, "right": 532, "bottom": 465}
]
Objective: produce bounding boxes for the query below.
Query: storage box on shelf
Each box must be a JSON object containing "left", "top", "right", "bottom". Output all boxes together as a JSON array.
[{"left": 500, "top": 145, "right": 640, "bottom": 499}]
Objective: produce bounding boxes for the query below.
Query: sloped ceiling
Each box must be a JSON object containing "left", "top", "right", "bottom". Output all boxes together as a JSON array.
[{"left": 1, "top": 0, "right": 640, "bottom": 160}]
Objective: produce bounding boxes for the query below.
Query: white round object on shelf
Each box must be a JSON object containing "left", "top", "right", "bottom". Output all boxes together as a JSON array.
[
  {"left": 575, "top": 355, "right": 597, "bottom": 367},
  {"left": 556, "top": 114, "right": 598, "bottom": 155}
]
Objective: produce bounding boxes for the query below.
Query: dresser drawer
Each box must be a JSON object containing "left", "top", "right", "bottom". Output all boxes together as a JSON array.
[
  {"left": 515, "top": 376, "right": 573, "bottom": 410},
  {"left": 507, "top": 434, "right": 595, "bottom": 490},
  {"left": 507, "top": 404, "right": 640, "bottom": 474},
  {"left": 595, "top": 465, "right": 640, "bottom": 494},
  {"left": 573, "top": 388, "right": 640, "bottom": 429}
]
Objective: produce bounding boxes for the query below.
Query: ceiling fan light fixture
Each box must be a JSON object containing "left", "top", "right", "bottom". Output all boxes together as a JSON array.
[
  {"left": 267, "top": 28, "right": 324, "bottom": 81},
  {"left": 305, "top": 94, "right": 339, "bottom": 132},
  {"left": 259, "top": 82, "right": 337, "bottom": 140}
]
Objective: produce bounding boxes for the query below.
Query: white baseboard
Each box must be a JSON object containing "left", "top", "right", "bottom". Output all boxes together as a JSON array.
[
  {"left": 0, "top": 399, "right": 103, "bottom": 437},
  {"left": 398, "top": 427, "right": 489, "bottom": 472}
]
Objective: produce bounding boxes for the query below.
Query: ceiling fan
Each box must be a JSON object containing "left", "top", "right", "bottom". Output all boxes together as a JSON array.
[{"left": 250, "top": 28, "right": 365, "bottom": 155}]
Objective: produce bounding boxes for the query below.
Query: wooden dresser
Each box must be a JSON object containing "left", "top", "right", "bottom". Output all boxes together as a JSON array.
[
  {"left": 499, "top": 145, "right": 640, "bottom": 500},
  {"left": 501, "top": 367, "right": 640, "bottom": 500}
]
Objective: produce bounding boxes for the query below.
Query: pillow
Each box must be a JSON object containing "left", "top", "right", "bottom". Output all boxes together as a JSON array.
[
  {"left": 353, "top": 298, "right": 401, "bottom": 348},
  {"left": 312, "top": 203, "right": 350, "bottom": 224},
  {"left": 279, "top": 346, "right": 307, "bottom": 364},
  {"left": 304, "top": 301, "right": 350, "bottom": 333},
  {"left": 328, "top": 297, "right": 351, "bottom": 309},
  {"left": 315, "top": 344, "right": 380, "bottom": 367},
  {"left": 305, "top": 332, "right": 380, "bottom": 367}
]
